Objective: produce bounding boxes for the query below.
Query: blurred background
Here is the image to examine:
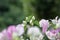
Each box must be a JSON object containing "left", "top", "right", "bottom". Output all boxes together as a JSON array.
[{"left": 0, "top": 0, "right": 60, "bottom": 30}]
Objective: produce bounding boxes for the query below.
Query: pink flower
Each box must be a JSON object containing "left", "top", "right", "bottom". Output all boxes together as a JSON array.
[
  {"left": 46, "top": 29, "right": 58, "bottom": 40},
  {"left": 7, "top": 25, "right": 16, "bottom": 40},
  {"left": 46, "top": 31, "right": 55, "bottom": 40},
  {"left": 39, "top": 19, "right": 49, "bottom": 33}
]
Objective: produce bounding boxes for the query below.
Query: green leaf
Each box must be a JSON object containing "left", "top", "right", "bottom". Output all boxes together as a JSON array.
[{"left": 33, "top": 20, "right": 39, "bottom": 26}]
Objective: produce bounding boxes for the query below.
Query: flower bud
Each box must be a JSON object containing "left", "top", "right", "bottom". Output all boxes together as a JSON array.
[
  {"left": 26, "top": 17, "right": 28, "bottom": 21},
  {"left": 32, "top": 16, "right": 35, "bottom": 20}
]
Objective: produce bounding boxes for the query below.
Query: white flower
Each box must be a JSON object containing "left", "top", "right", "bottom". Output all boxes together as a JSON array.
[
  {"left": 51, "top": 16, "right": 60, "bottom": 28},
  {"left": 27, "top": 27, "right": 40, "bottom": 36},
  {"left": 27, "top": 27, "right": 44, "bottom": 40},
  {"left": 51, "top": 16, "right": 60, "bottom": 24},
  {"left": 51, "top": 16, "right": 58, "bottom": 24},
  {"left": 16, "top": 24, "right": 24, "bottom": 36},
  {"left": 51, "top": 20, "right": 57, "bottom": 24}
]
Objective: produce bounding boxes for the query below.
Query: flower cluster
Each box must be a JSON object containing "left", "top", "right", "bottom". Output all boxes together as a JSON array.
[{"left": 0, "top": 16, "right": 60, "bottom": 40}]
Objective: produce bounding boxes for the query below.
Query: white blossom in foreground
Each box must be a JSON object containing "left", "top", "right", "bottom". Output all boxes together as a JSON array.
[
  {"left": 16, "top": 24, "right": 24, "bottom": 36},
  {"left": 27, "top": 27, "right": 44, "bottom": 40}
]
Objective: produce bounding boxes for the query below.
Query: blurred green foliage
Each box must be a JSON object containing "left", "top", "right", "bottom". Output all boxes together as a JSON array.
[{"left": 0, "top": 0, "right": 60, "bottom": 30}]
